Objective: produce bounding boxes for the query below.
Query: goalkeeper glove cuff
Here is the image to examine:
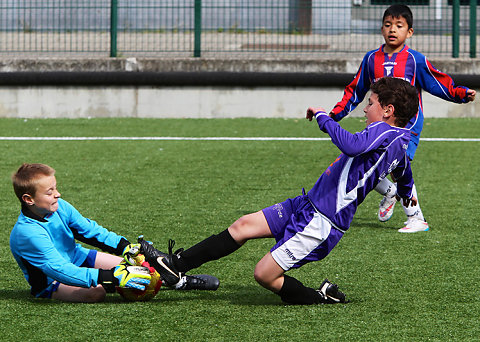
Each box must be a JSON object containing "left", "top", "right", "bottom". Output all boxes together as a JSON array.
[
  {"left": 98, "top": 265, "right": 152, "bottom": 292},
  {"left": 115, "top": 238, "right": 131, "bottom": 256},
  {"left": 98, "top": 269, "right": 117, "bottom": 293}
]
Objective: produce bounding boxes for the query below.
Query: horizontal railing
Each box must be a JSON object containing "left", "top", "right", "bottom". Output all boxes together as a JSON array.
[{"left": 0, "top": 0, "right": 477, "bottom": 58}]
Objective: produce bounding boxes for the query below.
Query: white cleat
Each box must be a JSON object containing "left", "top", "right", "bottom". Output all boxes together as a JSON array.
[
  {"left": 398, "top": 217, "right": 430, "bottom": 233},
  {"left": 378, "top": 195, "right": 397, "bottom": 222}
]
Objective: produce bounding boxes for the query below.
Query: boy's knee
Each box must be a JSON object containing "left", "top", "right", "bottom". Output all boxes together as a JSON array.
[
  {"left": 84, "top": 286, "right": 107, "bottom": 303},
  {"left": 253, "top": 267, "right": 268, "bottom": 287},
  {"left": 253, "top": 265, "right": 279, "bottom": 291},
  {"left": 228, "top": 215, "right": 252, "bottom": 243},
  {"left": 229, "top": 215, "right": 250, "bottom": 233}
]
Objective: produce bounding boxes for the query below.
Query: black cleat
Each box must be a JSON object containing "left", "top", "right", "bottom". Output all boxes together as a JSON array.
[
  {"left": 175, "top": 274, "right": 220, "bottom": 291},
  {"left": 138, "top": 236, "right": 181, "bottom": 287},
  {"left": 137, "top": 235, "right": 168, "bottom": 259},
  {"left": 138, "top": 237, "right": 220, "bottom": 291},
  {"left": 317, "top": 279, "right": 348, "bottom": 304}
]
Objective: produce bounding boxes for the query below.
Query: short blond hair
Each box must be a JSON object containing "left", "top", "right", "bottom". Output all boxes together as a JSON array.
[{"left": 12, "top": 163, "right": 56, "bottom": 203}]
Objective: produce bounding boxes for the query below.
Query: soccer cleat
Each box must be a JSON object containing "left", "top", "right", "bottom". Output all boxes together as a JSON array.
[
  {"left": 398, "top": 217, "right": 430, "bottom": 233},
  {"left": 138, "top": 237, "right": 182, "bottom": 287},
  {"left": 378, "top": 195, "right": 397, "bottom": 222},
  {"left": 137, "top": 235, "right": 168, "bottom": 259},
  {"left": 174, "top": 274, "right": 220, "bottom": 291},
  {"left": 317, "top": 279, "right": 348, "bottom": 304}
]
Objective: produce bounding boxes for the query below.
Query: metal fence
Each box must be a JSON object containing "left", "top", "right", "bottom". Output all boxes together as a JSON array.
[{"left": 0, "top": 0, "right": 478, "bottom": 59}]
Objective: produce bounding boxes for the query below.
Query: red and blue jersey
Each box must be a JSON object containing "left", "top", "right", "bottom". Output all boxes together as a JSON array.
[{"left": 330, "top": 44, "right": 470, "bottom": 159}]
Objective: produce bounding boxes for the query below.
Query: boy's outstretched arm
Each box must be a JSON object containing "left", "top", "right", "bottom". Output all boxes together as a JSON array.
[
  {"left": 467, "top": 89, "right": 476, "bottom": 102},
  {"left": 306, "top": 106, "right": 376, "bottom": 156},
  {"left": 329, "top": 54, "right": 372, "bottom": 121},
  {"left": 416, "top": 56, "right": 476, "bottom": 103},
  {"left": 306, "top": 106, "right": 328, "bottom": 121}
]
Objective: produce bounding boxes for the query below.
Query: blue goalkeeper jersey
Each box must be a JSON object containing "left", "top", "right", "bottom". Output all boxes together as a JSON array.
[
  {"left": 307, "top": 115, "right": 414, "bottom": 231},
  {"left": 10, "top": 198, "right": 126, "bottom": 296}
]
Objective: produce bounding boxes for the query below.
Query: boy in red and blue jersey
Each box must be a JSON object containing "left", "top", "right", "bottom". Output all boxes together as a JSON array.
[
  {"left": 137, "top": 77, "right": 420, "bottom": 305},
  {"left": 329, "top": 4, "right": 475, "bottom": 233}
]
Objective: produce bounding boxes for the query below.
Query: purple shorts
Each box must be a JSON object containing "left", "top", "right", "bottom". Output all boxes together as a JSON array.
[{"left": 262, "top": 195, "right": 343, "bottom": 271}]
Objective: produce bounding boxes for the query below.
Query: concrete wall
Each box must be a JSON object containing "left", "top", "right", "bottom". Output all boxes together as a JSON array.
[
  {"left": 0, "top": 58, "right": 479, "bottom": 119},
  {"left": 1, "top": 86, "right": 479, "bottom": 119}
]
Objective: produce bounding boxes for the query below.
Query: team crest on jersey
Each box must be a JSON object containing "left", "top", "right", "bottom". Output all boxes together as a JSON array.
[
  {"left": 388, "top": 159, "right": 400, "bottom": 174},
  {"left": 273, "top": 203, "right": 284, "bottom": 218},
  {"left": 383, "top": 61, "right": 397, "bottom": 76}
]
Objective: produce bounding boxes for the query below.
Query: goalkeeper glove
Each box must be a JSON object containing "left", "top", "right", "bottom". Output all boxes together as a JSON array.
[
  {"left": 122, "top": 243, "right": 141, "bottom": 265},
  {"left": 113, "top": 263, "right": 151, "bottom": 291}
]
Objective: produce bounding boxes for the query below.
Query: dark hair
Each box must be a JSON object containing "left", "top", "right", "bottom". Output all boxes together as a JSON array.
[
  {"left": 383, "top": 4, "right": 413, "bottom": 28},
  {"left": 370, "top": 77, "right": 418, "bottom": 128}
]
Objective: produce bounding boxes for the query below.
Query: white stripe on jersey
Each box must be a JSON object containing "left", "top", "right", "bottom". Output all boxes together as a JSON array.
[{"left": 336, "top": 152, "right": 386, "bottom": 213}]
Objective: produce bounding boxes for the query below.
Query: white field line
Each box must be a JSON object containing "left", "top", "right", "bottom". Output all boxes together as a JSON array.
[{"left": 0, "top": 136, "right": 479, "bottom": 142}]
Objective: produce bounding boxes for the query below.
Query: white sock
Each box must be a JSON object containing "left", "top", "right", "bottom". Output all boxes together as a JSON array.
[
  {"left": 375, "top": 178, "right": 397, "bottom": 198},
  {"left": 402, "top": 184, "right": 425, "bottom": 221}
]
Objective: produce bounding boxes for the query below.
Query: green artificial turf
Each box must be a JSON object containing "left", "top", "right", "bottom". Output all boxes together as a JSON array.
[{"left": 0, "top": 118, "right": 478, "bottom": 341}]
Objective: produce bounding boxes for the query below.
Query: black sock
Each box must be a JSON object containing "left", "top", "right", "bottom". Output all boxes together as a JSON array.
[
  {"left": 174, "top": 229, "right": 241, "bottom": 272},
  {"left": 277, "top": 275, "right": 323, "bottom": 305}
]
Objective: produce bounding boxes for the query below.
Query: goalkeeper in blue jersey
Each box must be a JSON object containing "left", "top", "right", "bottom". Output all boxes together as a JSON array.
[
  {"left": 10, "top": 163, "right": 218, "bottom": 303},
  {"left": 133, "top": 77, "right": 420, "bottom": 305}
]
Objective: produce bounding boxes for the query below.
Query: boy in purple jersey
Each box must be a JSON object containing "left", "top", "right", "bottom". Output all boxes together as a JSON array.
[
  {"left": 134, "top": 77, "right": 419, "bottom": 305},
  {"left": 328, "top": 4, "right": 475, "bottom": 233}
]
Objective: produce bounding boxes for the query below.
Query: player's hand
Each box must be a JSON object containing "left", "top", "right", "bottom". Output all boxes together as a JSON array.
[
  {"left": 306, "top": 107, "right": 328, "bottom": 121},
  {"left": 113, "top": 263, "right": 151, "bottom": 290},
  {"left": 467, "top": 89, "right": 476, "bottom": 102},
  {"left": 396, "top": 195, "right": 417, "bottom": 208},
  {"left": 122, "top": 243, "right": 141, "bottom": 265}
]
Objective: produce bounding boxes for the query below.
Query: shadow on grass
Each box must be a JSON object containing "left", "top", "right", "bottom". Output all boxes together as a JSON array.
[
  {"left": 350, "top": 217, "right": 399, "bottom": 230},
  {"left": 0, "top": 288, "right": 32, "bottom": 301},
  {"left": 0, "top": 288, "right": 70, "bottom": 305},
  {"left": 0, "top": 286, "right": 281, "bottom": 306},
  {"left": 1, "top": 285, "right": 356, "bottom": 306},
  {"left": 105, "top": 283, "right": 282, "bottom": 306}
]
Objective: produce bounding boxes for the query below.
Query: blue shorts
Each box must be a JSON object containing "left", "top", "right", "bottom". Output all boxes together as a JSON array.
[
  {"left": 262, "top": 195, "right": 343, "bottom": 271},
  {"left": 36, "top": 250, "right": 97, "bottom": 298}
]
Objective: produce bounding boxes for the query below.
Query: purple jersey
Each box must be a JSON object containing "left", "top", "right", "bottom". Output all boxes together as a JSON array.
[{"left": 307, "top": 115, "right": 414, "bottom": 231}]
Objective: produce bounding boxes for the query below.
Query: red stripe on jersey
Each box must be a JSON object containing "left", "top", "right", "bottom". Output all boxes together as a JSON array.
[
  {"left": 373, "top": 50, "right": 385, "bottom": 80},
  {"left": 393, "top": 50, "right": 408, "bottom": 80},
  {"left": 426, "top": 59, "right": 467, "bottom": 98},
  {"left": 331, "top": 67, "right": 362, "bottom": 117}
]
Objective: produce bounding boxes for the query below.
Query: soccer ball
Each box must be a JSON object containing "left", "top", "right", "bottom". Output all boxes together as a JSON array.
[{"left": 116, "top": 254, "right": 162, "bottom": 301}]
